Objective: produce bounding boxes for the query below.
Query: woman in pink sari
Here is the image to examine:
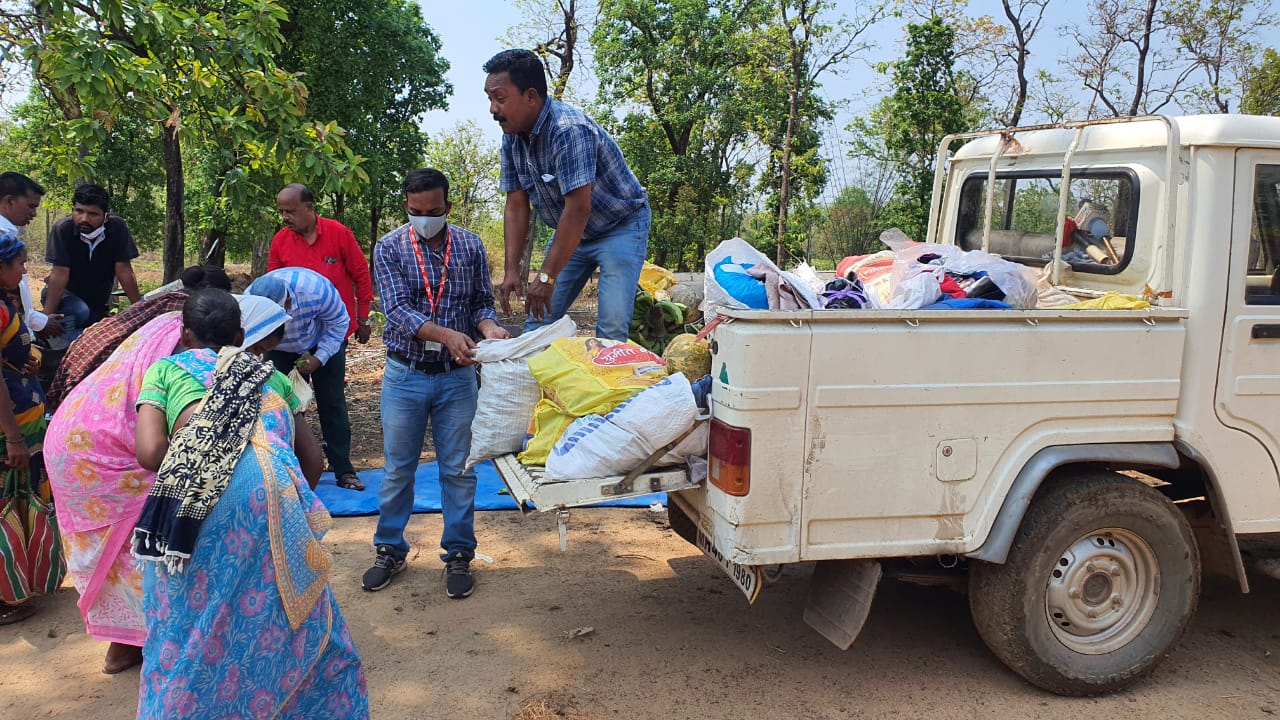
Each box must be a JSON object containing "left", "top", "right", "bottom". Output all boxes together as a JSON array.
[
  {"left": 46, "top": 296, "right": 288, "bottom": 674},
  {"left": 47, "top": 312, "right": 183, "bottom": 672}
]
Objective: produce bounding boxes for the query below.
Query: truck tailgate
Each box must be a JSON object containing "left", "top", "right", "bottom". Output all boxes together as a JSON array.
[{"left": 491, "top": 453, "right": 696, "bottom": 512}]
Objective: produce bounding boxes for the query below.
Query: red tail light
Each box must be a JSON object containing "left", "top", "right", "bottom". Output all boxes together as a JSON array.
[{"left": 709, "top": 418, "right": 750, "bottom": 496}]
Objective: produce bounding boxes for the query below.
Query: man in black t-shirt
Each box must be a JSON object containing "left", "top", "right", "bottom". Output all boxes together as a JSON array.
[{"left": 43, "top": 183, "right": 141, "bottom": 336}]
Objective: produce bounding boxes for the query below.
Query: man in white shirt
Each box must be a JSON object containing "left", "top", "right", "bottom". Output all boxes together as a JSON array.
[{"left": 0, "top": 172, "right": 62, "bottom": 340}]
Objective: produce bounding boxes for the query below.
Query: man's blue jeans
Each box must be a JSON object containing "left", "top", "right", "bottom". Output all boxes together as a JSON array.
[
  {"left": 40, "top": 289, "right": 92, "bottom": 343},
  {"left": 526, "top": 204, "right": 650, "bottom": 341},
  {"left": 374, "top": 357, "right": 479, "bottom": 561}
]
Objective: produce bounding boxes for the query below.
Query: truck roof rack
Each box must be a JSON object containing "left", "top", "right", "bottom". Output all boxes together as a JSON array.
[{"left": 925, "top": 115, "right": 1180, "bottom": 290}]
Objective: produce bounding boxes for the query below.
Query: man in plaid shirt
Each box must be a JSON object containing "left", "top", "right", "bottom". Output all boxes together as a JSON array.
[
  {"left": 484, "top": 48, "right": 650, "bottom": 341},
  {"left": 363, "top": 167, "right": 508, "bottom": 599}
]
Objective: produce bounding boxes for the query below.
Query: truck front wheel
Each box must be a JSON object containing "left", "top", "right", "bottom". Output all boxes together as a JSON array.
[{"left": 969, "top": 470, "right": 1200, "bottom": 696}]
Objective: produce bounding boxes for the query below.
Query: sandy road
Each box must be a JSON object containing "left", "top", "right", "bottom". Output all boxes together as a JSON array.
[{"left": 3, "top": 508, "right": 1280, "bottom": 719}]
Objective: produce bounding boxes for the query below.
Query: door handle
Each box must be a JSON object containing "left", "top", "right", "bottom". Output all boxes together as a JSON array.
[{"left": 1252, "top": 324, "right": 1280, "bottom": 339}]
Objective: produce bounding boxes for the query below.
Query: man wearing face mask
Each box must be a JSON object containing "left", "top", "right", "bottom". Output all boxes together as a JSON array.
[
  {"left": 43, "top": 183, "right": 141, "bottom": 338},
  {"left": 364, "top": 167, "right": 508, "bottom": 598}
]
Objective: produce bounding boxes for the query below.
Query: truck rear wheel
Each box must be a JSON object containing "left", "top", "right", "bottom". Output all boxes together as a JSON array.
[
  {"left": 969, "top": 470, "right": 1200, "bottom": 696},
  {"left": 666, "top": 497, "right": 699, "bottom": 548}
]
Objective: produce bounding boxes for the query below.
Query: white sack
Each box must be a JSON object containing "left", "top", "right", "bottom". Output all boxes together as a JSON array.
[
  {"left": 546, "top": 373, "right": 703, "bottom": 480},
  {"left": 466, "top": 316, "right": 576, "bottom": 468}
]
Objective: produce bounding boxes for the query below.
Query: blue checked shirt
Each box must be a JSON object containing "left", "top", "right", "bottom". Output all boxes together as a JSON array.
[
  {"left": 265, "top": 267, "right": 350, "bottom": 364},
  {"left": 373, "top": 223, "right": 499, "bottom": 363},
  {"left": 499, "top": 97, "right": 647, "bottom": 241}
]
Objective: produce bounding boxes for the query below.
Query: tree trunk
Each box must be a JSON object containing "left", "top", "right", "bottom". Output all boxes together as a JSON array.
[
  {"left": 776, "top": 88, "right": 799, "bottom": 266},
  {"left": 161, "top": 120, "right": 186, "bottom": 283},
  {"left": 199, "top": 229, "right": 227, "bottom": 267},
  {"left": 251, "top": 231, "right": 272, "bottom": 276},
  {"left": 334, "top": 191, "right": 345, "bottom": 223},
  {"left": 368, "top": 203, "right": 382, "bottom": 281}
]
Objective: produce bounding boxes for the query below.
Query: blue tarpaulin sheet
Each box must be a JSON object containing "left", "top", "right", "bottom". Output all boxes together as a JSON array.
[{"left": 313, "top": 460, "right": 663, "bottom": 517}]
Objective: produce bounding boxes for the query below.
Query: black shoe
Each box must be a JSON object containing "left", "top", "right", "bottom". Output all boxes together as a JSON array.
[
  {"left": 362, "top": 545, "right": 406, "bottom": 591},
  {"left": 444, "top": 554, "right": 474, "bottom": 599}
]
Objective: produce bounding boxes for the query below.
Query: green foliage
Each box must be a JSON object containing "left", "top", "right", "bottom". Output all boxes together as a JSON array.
[
  {"left": 424, "top": 121, "right": 501, "bottom": 233},
  {"left": 809, "top": 185, "right": 882, "bottom": 265},
  {"left": 593, "top": 0, "right": 768, "bottom": 270},
  {"left": 869, "top": 16, "right": 968, "bottom": 241},
  {"left": 13, "top": 0, "right": 371, "bottom": 277},
  {"left": 1243, "top": 47, "right": 1280, "bottom": 115},
  {"left": 276, "top": 0, "right": 449, "bottom": 249}
]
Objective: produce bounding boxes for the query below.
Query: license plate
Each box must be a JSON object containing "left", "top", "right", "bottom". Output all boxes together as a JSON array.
[{"left": 697, "top": 529, "right": 762, "bottom": 604}]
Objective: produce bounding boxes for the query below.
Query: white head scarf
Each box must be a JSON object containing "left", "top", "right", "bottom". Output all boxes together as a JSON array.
[{"left": 235, "top": 294, "right": 288, "bottom": 350}]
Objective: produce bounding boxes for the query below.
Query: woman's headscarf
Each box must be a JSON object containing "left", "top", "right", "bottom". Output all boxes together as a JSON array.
[
  {"left": 0, "top": 232, "right": 24, "bottom": 263},
  {"left": 235, "top": 294, "right": 288, "bottom": 349}
]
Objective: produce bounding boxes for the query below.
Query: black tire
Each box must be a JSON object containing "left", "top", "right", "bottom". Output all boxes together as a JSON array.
[
  {"left": 666, "top": 496, "right": 699, "bottom": 548},
  {"left": 970, "top": 470, "right": 1200, "bottom": 696}
]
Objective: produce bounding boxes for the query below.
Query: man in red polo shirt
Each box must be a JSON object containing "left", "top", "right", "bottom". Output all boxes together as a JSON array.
[{"left": 269, "top": 183, "right": 374, "bottom": 490}]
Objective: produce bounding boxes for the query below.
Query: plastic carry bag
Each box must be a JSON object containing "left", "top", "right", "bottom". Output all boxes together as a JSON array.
[
  {"left": 883, "top": 240, "right": 1040, "bottom": 310},
  {"left": 638, "top": 262, "right": 677, "bottom": 298},
  {"left": 704, "top": 238, "right": 821, "bottom": 316},
  {"left": 467, "top": 316, "right": 577, "bottom": 468},
  {"left": 0, "top": 465, "right": 64, "bottom": 604}
]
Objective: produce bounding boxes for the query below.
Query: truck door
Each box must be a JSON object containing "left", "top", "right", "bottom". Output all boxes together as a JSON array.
[{"left": 1217, "top": 152, "right": 1280, "bottom": 467}]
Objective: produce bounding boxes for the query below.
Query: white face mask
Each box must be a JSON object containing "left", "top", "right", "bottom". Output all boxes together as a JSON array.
[
  {"left": 409, "top": 214, "right": 447, "bottom": 239},
  {"left": 80, "top": 225, "right": 106, "bottom": 242}
]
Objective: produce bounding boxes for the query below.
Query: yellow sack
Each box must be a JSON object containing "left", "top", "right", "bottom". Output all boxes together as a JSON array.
[
  {"left": 528, "top": 337, "right": 669, "bottom": 417},
  {"left": 518, "top": 398, "right": 577, "bottom": 466},
  {"left": 638, "top": 262, "right": 676, "bottom": 298},
  {"left": 1060, "top": 292, "right": 1150, "bottom": 310}
]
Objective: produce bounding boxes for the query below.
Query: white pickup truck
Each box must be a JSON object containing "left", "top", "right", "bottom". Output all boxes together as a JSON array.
[{"left": 494, "top": 114, "right": 1280, "bottom": 696}]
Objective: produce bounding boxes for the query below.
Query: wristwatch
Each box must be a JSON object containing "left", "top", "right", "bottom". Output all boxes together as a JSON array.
[
  {"left": 357, "top": 318, "right": 372, "bottom": 328},
  {"left": 537, "top": 272, "right": 556, "bottom": 286}
]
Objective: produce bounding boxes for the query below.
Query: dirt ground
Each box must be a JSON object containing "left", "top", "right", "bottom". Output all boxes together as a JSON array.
[
  {"left": 9, "top": 259, "right": 1280, "bottom": 718},
  {"left": 5, "top": 510, "right": 1280, "bottom": 719}
]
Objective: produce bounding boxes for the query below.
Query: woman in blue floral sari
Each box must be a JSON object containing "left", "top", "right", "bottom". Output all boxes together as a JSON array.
[{"left": 132, "top": 288, "right": 368, "bottom": 719}]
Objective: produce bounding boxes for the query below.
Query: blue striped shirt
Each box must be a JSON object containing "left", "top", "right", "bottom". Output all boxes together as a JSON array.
[
  {"left": 499, "top": 97, "right": 647, "bottom": 241},
  {"left": 251, "top": 267, "right": 349, "bottom": 364},
  {"left": 373, "top": 223, "right": 499, "bottom": 363}
]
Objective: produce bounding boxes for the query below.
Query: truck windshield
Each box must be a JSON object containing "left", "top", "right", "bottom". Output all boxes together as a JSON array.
[{"left": 954, "top": 170, "right": 1138, "bottom": 275}]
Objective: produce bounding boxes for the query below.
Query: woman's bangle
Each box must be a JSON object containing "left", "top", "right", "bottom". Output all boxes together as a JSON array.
[{"left": 5, "top": 440, "right": 23, "bottom": 446}]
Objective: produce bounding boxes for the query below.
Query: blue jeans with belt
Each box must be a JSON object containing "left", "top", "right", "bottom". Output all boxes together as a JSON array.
[
  {"left": 374, "top": 356, "right": 479, "bottom": 562},
  {"left": 526, "top": 204, "right": 650, "bottom": 341}
]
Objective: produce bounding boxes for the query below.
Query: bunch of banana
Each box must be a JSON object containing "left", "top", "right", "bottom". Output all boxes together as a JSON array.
[{"left": 630, "top": 287, "right": 686, "bottom": 354}]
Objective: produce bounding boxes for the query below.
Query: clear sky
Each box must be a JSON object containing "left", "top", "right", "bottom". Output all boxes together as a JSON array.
[{"left": 417, "top": 0, "right": 518, "bottom": 145}]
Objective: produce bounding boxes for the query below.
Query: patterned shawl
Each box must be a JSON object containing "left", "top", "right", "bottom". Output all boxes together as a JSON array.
[{"left": 132, "top": 347, "right": 273, "bottom": 573}]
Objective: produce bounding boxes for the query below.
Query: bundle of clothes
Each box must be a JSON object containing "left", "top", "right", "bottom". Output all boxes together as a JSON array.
[{"left": 703, "top": 230, "right": 1151, "bottom": 315}]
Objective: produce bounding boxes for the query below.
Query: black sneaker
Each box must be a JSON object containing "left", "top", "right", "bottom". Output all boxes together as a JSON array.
[
  {"left": 444, "top": 555, "right": 474, "bottom": 599},
  {"left": 362, "top": 545, "right": 406, "bottom": 591}
]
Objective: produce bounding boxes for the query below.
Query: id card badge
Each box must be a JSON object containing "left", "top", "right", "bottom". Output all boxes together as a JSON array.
[{"left": 420, "top": 340, "right": 443, "bottom": 353}]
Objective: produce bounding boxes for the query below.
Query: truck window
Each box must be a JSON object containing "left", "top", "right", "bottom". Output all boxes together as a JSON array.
[
  {"left": 954, "top": 170, "right": 1138, "bottom": 275},
  {"left": 1245, "top": 164, "right": 1280, "bottom": 305}
]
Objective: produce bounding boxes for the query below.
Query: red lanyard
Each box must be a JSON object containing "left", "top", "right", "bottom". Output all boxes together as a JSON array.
[{"left": 407, "top": 225, "right": 452, "bottom": 319}]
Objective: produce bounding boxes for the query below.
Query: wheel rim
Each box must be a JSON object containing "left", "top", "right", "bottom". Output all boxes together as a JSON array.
[{"left": 1044, "top": 528, "right": 1160, "bottom": 655}]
